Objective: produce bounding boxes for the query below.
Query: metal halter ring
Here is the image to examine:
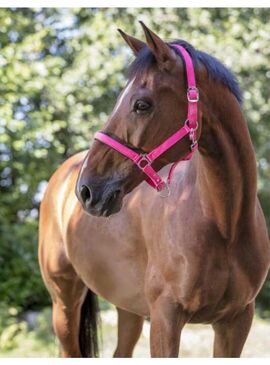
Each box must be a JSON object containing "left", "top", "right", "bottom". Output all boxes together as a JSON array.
[
  {"left": 136, "top": 154, "right": 152, "bottom": 170},
  {"left": 185, "top": 120, "right": 198, "bottom": 132},
  {"left": 189, "top": 128, "right": 198, "bottom": 143},
  {"left": 158, "top": 182, "right": 171, "bottom": 198}
]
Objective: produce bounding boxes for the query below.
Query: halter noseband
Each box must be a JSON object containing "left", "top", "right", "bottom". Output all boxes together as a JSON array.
[{"left": 94, "top": 44, "right": 199, "bottom": 195}]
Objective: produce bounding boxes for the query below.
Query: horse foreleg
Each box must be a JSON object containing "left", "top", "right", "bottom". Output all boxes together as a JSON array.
[
  {"left": 212, "top": 302, "right": 255, "bottom": 357},
  {"left": 49, "top": 272, "right": 87, "bottom": 357},
  {"left": 149, "top": 295, "right": 187, "bottom": 357},
  {"left": 113, "top": 307, "right": 144, "bottom": 357}
]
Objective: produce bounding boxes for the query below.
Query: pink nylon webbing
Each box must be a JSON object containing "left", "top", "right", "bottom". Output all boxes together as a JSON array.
[{"left": 171, "top": 44, "right": 198, "bottom": 129}]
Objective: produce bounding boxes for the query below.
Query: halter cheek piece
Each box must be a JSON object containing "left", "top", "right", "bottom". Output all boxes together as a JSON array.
[{"left": 94, "top": 44, "right": 199, "bottom": 196}]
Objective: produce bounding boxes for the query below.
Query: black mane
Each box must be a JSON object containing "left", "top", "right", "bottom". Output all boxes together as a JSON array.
[{"left": 129, "top": 39, "right": 242, "bottom": 104}]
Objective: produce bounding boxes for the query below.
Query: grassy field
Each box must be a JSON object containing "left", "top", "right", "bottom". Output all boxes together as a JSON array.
[{"left": 1, "top": 308, "right": 270, "bottom": 357}]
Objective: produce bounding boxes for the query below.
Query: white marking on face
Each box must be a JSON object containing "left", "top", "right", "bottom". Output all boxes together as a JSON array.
[
  {"left": 112, "top": 78, "right": 135, "bottom": 116},
  {"left": 81, "top": 151, "right": 90, "bottom": 174}
]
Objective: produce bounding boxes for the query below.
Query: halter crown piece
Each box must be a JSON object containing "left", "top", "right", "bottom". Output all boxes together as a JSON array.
[{"left": 94, "top": 44, "right": 199, "bottom": 196}]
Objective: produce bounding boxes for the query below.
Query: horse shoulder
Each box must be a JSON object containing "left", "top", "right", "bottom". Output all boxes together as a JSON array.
[{"left": 39, "top": 151, "right": 87, "bottom": 281}]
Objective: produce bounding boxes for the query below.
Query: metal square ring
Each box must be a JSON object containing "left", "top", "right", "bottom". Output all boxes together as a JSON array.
[
  {"left": 187, "top": 87, "right": 199, "bottom": 103},
  {"left": 136, "top": 155, "right": 151, "bottom": 170}
]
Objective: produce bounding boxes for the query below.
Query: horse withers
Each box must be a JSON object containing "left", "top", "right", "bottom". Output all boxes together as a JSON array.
[{"left": 39, "top": 22, "right": 270, "bottom": 357}]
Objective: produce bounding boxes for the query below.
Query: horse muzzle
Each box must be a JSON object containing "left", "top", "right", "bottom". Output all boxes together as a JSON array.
[{"left": 76, "top": 178, "right": 124, "bottom": 217}]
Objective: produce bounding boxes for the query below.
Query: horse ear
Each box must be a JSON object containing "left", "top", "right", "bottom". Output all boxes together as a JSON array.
[
  {"left": 139, "top": 21, "right": 176, "bottom": 71},
  {"left": 117, "top": 29, "right": 146, "bottom": 56}
]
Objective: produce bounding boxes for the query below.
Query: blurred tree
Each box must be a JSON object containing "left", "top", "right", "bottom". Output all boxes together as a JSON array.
[{"left": 0, "top": 8, "right": 269, "bottom": 315}]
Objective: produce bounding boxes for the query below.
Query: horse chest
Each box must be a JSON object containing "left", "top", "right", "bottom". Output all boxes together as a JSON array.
[{"left": 66, "top": 214, "right": 150, "bottom": 315}]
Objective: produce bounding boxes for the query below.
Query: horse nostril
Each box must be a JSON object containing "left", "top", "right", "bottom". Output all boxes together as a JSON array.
[{"left": 80, "top": 185, "right": 92, "bottom": 204}]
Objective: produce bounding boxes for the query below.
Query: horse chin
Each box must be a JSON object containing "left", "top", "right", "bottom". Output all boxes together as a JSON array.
[
  {"left": 101, "top": 199, "right": 123, "bottom": 217},
  {"left": 83, "top": 196, "right": 123, "bottom": 218}
]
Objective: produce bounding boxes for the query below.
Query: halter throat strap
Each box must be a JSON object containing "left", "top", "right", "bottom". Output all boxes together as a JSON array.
[{"left": 94, "top": 44, "right": 199, "bottom": 193}]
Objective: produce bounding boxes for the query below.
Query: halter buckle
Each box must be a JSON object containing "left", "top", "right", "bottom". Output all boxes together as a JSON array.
[{"left": 187, "top": 87, "right": 199, "bottom": 103}]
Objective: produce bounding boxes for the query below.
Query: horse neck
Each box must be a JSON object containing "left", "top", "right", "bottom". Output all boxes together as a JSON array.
[{"left": 196, "top": 86, "right": 257, "bottom": 240}]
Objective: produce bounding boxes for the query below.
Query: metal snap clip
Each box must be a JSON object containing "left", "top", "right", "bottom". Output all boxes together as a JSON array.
[{"left": 158, "top": 182, "right": 171, "bottom": 198}]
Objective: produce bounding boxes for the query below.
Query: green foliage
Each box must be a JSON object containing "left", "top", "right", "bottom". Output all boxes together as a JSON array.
[
  {"left": 0, "top": 8, "right": 269, "bottom": 315},
  {"left": 0, "top": 304, "right": 57, "bottom": 356},
  {"left": 256, "top": 272, "right": 270, "bottom": 319},
  {"left": 0, "top": 305, "right": 21, "bottom": 350}
]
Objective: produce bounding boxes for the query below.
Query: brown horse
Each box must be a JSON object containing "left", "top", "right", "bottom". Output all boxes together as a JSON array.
[{"left": 39, "top": 22, "right": 270, "bottom": 358}]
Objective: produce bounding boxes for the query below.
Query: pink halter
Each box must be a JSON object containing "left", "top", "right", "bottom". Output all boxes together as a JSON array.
[{"left": 94, "top": 44, "right": 199, "bottom": 195}]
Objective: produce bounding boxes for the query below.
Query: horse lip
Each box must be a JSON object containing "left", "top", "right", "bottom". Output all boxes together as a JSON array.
[
  {"left": 83, "top": 204, "right": 122, "bottom": 218},
  {"left": 102, "top": 196, "right": 123, "bottom": 217},
  {"left": 82, "top": 193, "right": 123, "bottom": 217}
]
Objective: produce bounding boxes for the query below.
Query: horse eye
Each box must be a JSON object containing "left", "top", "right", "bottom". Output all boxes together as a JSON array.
[{"left": 133, "top": 99, "right": 152, "bottom": 114}]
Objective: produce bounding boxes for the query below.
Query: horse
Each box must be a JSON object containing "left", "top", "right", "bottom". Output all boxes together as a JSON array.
[{"left": 38, "top": 22, "right": 270, "bottom": 358}]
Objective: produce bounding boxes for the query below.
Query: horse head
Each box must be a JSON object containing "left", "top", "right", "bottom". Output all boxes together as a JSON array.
[{"left": 76, "top": 22, "right": 201, "bottom": 217}]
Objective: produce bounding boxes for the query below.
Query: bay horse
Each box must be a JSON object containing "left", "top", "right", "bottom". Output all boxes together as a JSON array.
[{"left": 39, "top": 22, "right": 270, "bottom": 357}]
